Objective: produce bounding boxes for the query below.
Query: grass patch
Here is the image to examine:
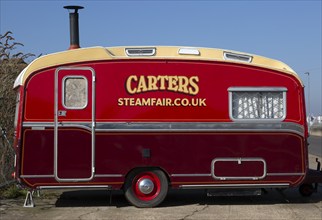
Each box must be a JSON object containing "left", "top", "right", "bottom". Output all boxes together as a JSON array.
[
  {"left": 0, "top": 184, "right": 26, "bottom": 199},
  {"left": 0, "top": 185, "right": 60, "bottom": 200}
]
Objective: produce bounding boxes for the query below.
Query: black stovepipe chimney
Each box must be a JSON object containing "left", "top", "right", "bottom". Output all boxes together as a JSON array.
[{"left": 64, "top": 5, "right": 84, "bottom": 50}]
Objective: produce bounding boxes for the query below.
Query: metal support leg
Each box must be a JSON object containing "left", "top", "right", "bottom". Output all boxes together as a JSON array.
[
  {"left": 35, "top": 189, "right": 41, "bottom": 197},
  {"left": 24, "top": 190, "right": 35, "bottom": 207}
]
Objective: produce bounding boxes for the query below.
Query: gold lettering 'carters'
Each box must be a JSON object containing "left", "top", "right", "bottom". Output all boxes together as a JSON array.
[{"left": 126, "top": 75, "right": 199, "bottom": 95}]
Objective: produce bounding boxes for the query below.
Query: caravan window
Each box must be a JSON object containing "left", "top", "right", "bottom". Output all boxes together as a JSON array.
[
  {"left": 63, "top": 76, "right": 88, "bottom": 109},
  {"left": 228, "top": 87, "right": 287, "bottom": 121}
]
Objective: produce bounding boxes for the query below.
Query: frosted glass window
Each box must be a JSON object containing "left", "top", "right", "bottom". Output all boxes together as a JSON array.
[
  {"left": 230, "top": 89, "right": 286, "bottom": 120},
  {"left": 63, "top": 77, "right": 87, "bottom": 109}
]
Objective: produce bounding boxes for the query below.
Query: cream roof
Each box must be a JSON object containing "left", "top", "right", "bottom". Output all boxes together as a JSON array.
[{"left": 14, "top": 46, "right": 302, "bottom": 88}]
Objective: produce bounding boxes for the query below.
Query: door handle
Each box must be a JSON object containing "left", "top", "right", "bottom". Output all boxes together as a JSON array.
[{"left": 58, "top": 110, "right": 67, "bottom": 117}]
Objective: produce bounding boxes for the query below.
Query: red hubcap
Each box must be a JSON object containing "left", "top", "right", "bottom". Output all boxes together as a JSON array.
[{"left": 133, "top": 172, "right": 161, "bottom": 201}]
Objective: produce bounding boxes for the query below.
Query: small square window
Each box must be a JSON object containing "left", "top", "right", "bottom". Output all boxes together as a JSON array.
[{"left": 63, "top": 76, "right": 88, "bottom": 109}]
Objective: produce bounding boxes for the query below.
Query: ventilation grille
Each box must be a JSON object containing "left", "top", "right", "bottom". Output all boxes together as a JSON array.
[
  {"left": 224, "top": 52, "right": 253, "bottom": 63},
  {"left": 125, "top": 48, "right": 156, "bottom": 56}
]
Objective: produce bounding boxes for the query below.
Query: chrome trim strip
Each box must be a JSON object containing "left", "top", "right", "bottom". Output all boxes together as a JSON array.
[
  {"left": 179, "top": 183, "right": 289, "bottom": 189},
  {"left": 20, "top": 175, "right": 54, "bottom": 178},
  {"left": 266, "top": 173, "right": 305, "bottom": 176},
  {"left": 59, "top": 123, "right": 92, "bottom": 131},
  {"left": 23, "top": 121, "right": 305, "bottom": 136},
  {"left": 95, "top": 122, "right": 304, "bottom": 135},
  {"left": 171, "top": 174, "right": 211, "bottom": 177},
  {"left": 24, "top": 122, "right": 54, "bottom": 127},
  {"left": 211, "top": 157, "right": 267, "bottom": 180},
  {"left": 20, "top": 174, "right": 123, "bottom": 178},
  {"left": 95, "top": 174, "right": 123, "bottom": 178},
  {"left": 20, "top": 173, "right": 304, "bottom": 179},
  {"left": 38, "top": 185, "right": 111, "bottom": 190},
  {"left": 24, "top": 123, "right": 92, "bottom": 132},
  {"left": 31, "top": 126, "right": 45, "bottom": 130},
  {"left": 173, "top": 173, "right": 305, "bottom": 178}
]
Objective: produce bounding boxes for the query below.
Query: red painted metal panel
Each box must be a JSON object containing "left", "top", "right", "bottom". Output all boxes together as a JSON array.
[
  {"left": 21, "top": 129, "right": 54, "bottom": 175},
  {"left": 20, "top": 131, "right": 305, "bottom": 188},
  {"left": 57, "top": 129, "right": 92, "bottom": 179},
  {"left": 24, "top": 70, "right": 55, "bottom": 121},
  {"left": 92, "top": 60, "right": 304, "bottom": 123},
  {"left": 94, "top": 132, "right": 305, "bottom": 176},
  {"left": 22, "top": 60, "right": 305, "bottom": 125}
]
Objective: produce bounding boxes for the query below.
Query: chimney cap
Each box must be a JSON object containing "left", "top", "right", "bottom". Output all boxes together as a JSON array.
[{"left": 64, "top": 5, "right": 84, "bottom": 13}]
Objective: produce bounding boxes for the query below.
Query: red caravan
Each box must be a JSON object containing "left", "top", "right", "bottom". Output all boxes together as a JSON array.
[{"left": 13, "top": 46, "right": 309, "bottom": 207}]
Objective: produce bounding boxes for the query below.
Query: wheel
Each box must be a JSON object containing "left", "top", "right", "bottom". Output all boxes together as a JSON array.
[
  {"left": 124, "top": 168, "right": 168, "bottom": 208},
  {"left": 299, "top": 183, "right": 314, "bottom": 197}
]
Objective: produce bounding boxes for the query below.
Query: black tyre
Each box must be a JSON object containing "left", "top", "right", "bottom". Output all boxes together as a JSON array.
[
  {"left": 124, "top": 168, "right": 168, "bottom": 208},
  {"left": 299, "top": 183, "right": 314, "bottom": 197}
]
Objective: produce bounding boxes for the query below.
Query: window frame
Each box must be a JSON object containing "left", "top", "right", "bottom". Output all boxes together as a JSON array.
[
  {"left": 62, "top": 75, "right": 88, "bottom": 110},
  {"left": 228, "top": 87, "right": 287, "bottom": 122}
]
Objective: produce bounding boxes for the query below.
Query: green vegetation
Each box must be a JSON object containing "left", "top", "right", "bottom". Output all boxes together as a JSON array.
[{"left": 0, "top": 184, "right": 26, "bottom": 199}]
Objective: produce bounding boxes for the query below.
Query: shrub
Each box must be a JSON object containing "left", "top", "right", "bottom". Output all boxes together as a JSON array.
[{"left": 0, "top": 31, "right": 35, "bottom": 186}]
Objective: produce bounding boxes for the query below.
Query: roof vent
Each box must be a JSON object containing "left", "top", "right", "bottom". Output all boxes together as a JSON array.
[
  {"left": 125, "top": 48, "right": 156, "bottom": 56},
  {"left": 224, "top": 51, "right": 252, "bottom": 63},
  {"left": 178, "top": 48, "right": 200, "bottom": 56}
]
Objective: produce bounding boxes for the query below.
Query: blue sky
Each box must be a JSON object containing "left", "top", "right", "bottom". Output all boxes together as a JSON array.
[{"left": 1, "top": 0, "right": 321, "bottom": 115}]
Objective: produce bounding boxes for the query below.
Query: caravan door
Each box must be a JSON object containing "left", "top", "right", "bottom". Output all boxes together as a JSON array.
[{"left": 54, "top": 67, "right": 95, "bottom": 182}]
